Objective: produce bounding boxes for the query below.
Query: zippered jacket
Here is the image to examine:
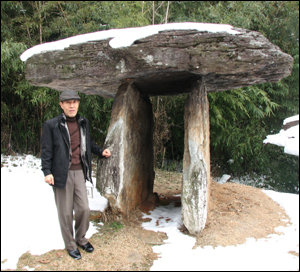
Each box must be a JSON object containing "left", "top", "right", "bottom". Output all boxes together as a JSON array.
[{"left": 41, "top": 113, "right": 104, "bottom": 189}]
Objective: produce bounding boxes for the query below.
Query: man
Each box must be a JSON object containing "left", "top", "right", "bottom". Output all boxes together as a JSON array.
[{"left": 41, "top": 90, "right": 111, "bottom": 260}]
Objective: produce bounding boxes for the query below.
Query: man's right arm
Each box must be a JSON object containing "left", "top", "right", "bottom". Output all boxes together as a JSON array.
[
  {"left": 41, "top": 121, "right": 54, "bottom": 185},
  {"left": 45, "top": 174, "right": 54, "bottom": 185}
]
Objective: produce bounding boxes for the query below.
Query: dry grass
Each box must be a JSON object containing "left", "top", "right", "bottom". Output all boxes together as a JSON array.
[
  {"left": 16, "top": 219, "right": 159, "bottom": 271},
  {"left": 196, "top": 180, "right": 290, "bottom": 248},
  {"left": 6, "top": 168, "right": 293, "bottom": 271}
]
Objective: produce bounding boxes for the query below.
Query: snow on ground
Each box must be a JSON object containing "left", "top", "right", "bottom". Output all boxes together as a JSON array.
[
  {"left": 263, "top": 114, "right": 299, "bottom": 156},
  {"left": 1, "top": 154, "right": 299, "bottom": 271},
  {"left": 142, "top": 189, "right": 299, "bottom": 271},
  {"left": 0, "top": 154, "right": 105, "bottom": 270}
]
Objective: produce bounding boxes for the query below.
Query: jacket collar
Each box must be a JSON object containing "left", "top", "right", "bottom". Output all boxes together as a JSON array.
[{"left": 59, "top": 112, "right": 85, "bottom": 124}]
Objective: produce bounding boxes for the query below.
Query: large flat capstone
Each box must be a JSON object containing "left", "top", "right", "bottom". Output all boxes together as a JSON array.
[{"left": 23, "top": 25, "right": 293, "bottom": 98}]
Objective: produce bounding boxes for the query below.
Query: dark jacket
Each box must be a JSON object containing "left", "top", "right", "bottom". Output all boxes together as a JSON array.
[{"left": 41, "top": 113, "right": 104, "bottom": 189}]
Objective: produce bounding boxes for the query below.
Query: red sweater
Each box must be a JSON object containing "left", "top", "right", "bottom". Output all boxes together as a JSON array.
[{"left": 66, "top": 116, "right": 82, "bottom": 170}]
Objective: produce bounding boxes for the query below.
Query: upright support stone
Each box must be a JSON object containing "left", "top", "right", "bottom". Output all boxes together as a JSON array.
[
  {"left": 182, "top": 80, "right": 211, "bottom": 235},
  {"left": 96, "top": 82, "right": 155, "bottom": 219}
]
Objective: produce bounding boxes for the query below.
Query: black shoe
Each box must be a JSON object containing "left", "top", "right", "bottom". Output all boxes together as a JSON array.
[
  {"left": 68, "top": 248, "right": 81, "bottom": 260},
  {"left": 76, "top": 241, "right": 94, "bottom": 253}
]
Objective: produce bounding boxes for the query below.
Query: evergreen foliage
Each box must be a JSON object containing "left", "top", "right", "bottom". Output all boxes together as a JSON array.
[{"left": 1, "top": 1, "right": 299, "bottom": 193}]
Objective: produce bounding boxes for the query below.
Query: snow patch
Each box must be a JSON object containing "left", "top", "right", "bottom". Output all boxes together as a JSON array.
[{"left": 20, "top": 22, "right": 240, "bottom": 61}]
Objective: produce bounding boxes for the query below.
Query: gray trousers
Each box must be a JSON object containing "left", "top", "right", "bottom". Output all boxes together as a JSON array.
[{"left": 53, "top": 170, "right": 90, "bottom": 251}]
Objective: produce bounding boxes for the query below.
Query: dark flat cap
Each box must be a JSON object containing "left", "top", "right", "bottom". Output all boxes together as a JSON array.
[{"left": 59, "top": 90, "right": 81, "bottom": 102}]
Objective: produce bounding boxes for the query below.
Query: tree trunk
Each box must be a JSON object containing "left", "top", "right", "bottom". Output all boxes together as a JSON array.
[
  {"left": 152, "top": 1, "right": 155, "bottom": 24},
  {"left": 165, "top": 1, "right": 170, "bottom": 23},
  {"left": 38, "top": 1, "right": 42, "bottom": 44}
]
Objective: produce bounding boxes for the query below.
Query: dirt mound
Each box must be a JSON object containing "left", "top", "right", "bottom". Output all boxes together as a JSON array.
[
  {"left": 196, "top": 180, "right": 289, "bottom": 247},
  {"left": 153, "top": 169, "right": 290, "bottom": 248}
]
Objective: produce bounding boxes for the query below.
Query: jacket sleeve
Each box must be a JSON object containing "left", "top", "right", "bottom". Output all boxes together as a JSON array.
[
  {"left": 90, "top": 136, "right": 104, "bottom": 157},
  {"left": 41, "top": 121, "right": 53, "bottom": 176},
  {"left": 85, "top": 117, "right": 104, "bottom": 157}
]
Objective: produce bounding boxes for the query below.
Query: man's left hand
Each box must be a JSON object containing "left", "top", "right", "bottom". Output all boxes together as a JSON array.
[{"left": 102, "top": 149, "right": 111, "bottom": 158}]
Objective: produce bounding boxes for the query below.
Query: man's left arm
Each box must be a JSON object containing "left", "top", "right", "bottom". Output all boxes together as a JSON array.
[
  {"left": 90, "top": 137, "right": 111, "bottom": 158},
  {"left": 86, "top": 118, "right": 111, "bottom": 158}
]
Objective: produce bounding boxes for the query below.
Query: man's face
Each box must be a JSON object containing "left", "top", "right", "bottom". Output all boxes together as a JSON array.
[{"left": 59, "top": 100, "right": 80, "bottom": 117}]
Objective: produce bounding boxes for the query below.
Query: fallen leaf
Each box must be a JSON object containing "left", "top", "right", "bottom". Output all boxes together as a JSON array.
[
  {"left": 56, "top": 252, "right": 64, "bottom": 258},
  {"left": 38, "top": 258, "right": 50, "bottom": 264}
]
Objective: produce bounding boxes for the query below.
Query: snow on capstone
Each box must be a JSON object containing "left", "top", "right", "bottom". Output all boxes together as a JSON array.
[{"left": 20, "top": 22, "right": 240, "bottom": 62}]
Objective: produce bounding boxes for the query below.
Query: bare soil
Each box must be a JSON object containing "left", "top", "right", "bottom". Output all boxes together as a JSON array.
[{"left": 7, "top": 168, "right": 292, "bottom": 271}]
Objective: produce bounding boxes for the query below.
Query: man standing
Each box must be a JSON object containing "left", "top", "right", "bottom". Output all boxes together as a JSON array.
[{"left": 41, "top": 90, "right": 111, "bottom": 260}]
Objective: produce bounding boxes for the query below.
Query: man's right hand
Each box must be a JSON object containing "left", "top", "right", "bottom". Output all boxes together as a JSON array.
[{"left": 45, "top": 174, "right": 54, "bottom": 185}]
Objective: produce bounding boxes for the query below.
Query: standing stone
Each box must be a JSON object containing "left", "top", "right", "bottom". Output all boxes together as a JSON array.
[
  {"left": 96, "top": 82, "right": 155, "bottom": 219},
  {"left": 182, "top": 80, "right": 211, "bottom": 235}
]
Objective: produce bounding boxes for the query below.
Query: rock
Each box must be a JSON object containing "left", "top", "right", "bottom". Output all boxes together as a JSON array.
[
  {"left": 24, "top": 27, "right": 293, "bottom": 98},
  {"left": 182, "top": 80, "right": 210, "bottom": 235},
  {"left": 96, "top": 82, "right": 154, "bottom": 218},
  {"left": 89, "top": 211, "right": 102, "bottom": 221},
  {"left": 147, "top": 192, "right": 160, "bottom": 205},
  {"left": 218, "top": 174, "right": 231, "bottom": 184},
  {"left": 283, "top": 120, "right": 299, "bottom": 131}
]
